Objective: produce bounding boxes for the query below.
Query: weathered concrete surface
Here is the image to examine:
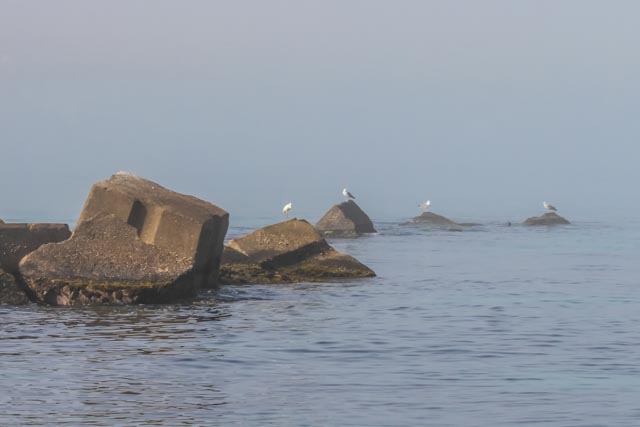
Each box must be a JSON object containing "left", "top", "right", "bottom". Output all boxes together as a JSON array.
[
  {"left": 523, "top": 212, "right": 571, "bottom": 226},
  {"left": 227, "top": 218, "right": 331, "bottom": 267},
  {"left": 0, "top": 268, "right": 30, "bottom": 305},
  {"left": 19, "top": 173, "right": 229, "bottom": 306},
  {"left": 315, "top": 200, "right": 376, "bottom": 238},
  {"left": 20, "top": 214, "right": 198, "bottom": 305},
  {"left": 0, "top": 223, "right": 71, "bottom": 274},
  {"left": 77, "top": 172, "right": 229, "bottom": 288},
  {"left": 220, "top": 219, "right": 375, "bottom": 284}
]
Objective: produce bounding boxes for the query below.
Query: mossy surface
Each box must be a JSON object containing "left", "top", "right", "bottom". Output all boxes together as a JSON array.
[
  {"left": 23, "top": 276, "right": 195, "bottom": 306},
  {"left": 220, "top": 257, "right": 375, "bottom": 285},
  {"left": 319, "top": 230, "right": 360, "bottom": 238},
  {"left": 53, "top": 279, "right": 171, "bottom": 291}
]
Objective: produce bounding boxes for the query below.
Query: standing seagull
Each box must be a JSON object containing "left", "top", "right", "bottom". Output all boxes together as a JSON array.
[
  {"left": 342, "top": 188, "right": 356, "bottom": 201},
  {"left": 543, "top": 201, "right": 558, "bottom": 213},
  {"left": 418, "top": 200, "right": 431, "bottom": 212},
  {"left": 282, "top": 202, "right": 293, "bottom": 218}
]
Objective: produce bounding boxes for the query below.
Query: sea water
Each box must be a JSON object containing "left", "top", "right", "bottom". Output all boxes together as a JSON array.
[{"left": 1, "top": 219, "right": 640, "bottom": 426}]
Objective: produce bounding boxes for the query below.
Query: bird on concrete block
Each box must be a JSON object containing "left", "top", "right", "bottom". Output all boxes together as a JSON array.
[
  {"left": 282, "top": 202, "right": 293, "bottom": 218},
  {"left": 418, "top": 200, "right": 431, "bottom": 212},
  {"left": 342, "top": 188, "right": 356, "bottom": 201},
  {"left": 543, "top": 201, "right": 558, "bottom": 213}
]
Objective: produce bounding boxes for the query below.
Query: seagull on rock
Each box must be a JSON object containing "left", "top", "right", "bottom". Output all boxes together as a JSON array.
[
  {"left": 282, "top": 202, "right": 293, "bottom": 218},
  {"left": 543, "top": 201, "right": 557, "bottom": 213},
  {"left": 342, "top": 188, "right": 356, "bottom": 201},
  {"left": 418, "top": 200, "right": 431, "bottom": 212}
]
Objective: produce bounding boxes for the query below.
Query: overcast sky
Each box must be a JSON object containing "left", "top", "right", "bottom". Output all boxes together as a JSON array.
[{"left": 1, "top": 1, "right": 638, "bottom": 224}]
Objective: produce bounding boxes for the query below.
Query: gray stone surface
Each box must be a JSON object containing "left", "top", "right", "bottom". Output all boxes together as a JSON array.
[
  {"left": 411, "top": 211, "right": 459, "bottom": 226},
  {"left": 221, "top": 219, "right": 375, "bottom": 284},
  {"left": 315, "top": 200, "right": 376, "bottom": 238},
  {"left": 19, "top": 173, "right": 229, "bottom": 305},
  {"left": 77, "top": 172, "right": 229, "bottom": 288},
  {"left": 0, "top": 223, "right": 71, "bottom": 274},
  {"left": 523, "top": 212, "right": 571, "bottom": 226},
  {"left": 0, "top": 269, "right": 30, "bottom": 305}
]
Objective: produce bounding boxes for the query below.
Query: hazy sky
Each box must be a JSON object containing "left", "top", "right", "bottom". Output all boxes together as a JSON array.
[{"left": 1, "top": 1, "right": 638, "bottom": 223}]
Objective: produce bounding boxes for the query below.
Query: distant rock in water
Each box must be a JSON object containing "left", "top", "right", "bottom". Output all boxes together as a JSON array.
[
  {"left": 315, "top": 200, "right": 376, "bottom": 238},
  {"left": 523, "top": 212, "right": 571, "bottom": 226},
  {"left": 0, "top": 223, "right": 71, "bottom": 274},
  {"left": 20, "top": 173, "right": 229, "bottom": 306},
  {"left": 0, "top": 268, "right": 30, "bottom": 305},
  {"left": 220, "top": 219, "right": 375, "bottom": 285},
  {"left": 406, "top": 211, "right": 471, "bottom": 231},
  {"left": 411, "top": 211, "right": 459, "bottom": 226}
]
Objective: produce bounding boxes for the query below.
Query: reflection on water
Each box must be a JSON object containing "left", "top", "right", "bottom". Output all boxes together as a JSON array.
[{"left": 2, "top": 221, "right": 640, "bottom": 426}]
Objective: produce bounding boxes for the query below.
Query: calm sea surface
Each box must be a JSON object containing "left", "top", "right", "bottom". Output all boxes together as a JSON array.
[{"left": 1, "top": 218, "right": 640, "bottom": 426}]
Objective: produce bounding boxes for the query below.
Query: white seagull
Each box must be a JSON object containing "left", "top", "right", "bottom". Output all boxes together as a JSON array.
[
  {"left": 418, "top": 200, "right": 431, "bottom": 212},
  {"left": 342, "top": 188, "right": 356, "bottom": 200},
  {"left": 543, "top": 201, "right": 557, "bottom": 212},
  {"left": 282, "top": 202, "right": 293, "bottom": 218}
]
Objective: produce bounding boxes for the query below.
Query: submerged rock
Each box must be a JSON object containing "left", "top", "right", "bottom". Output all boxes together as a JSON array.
[
  {"left": 406, "top": 211, "right": 470, "bottom": 231},
  {"left": 411, "top": 211, "right": 459, "bottom": 226},
  {"left": 220, "top": 219, "right": 375, "bottom": 284},
  {"left": 0, "top": 223, "right": 71, "bottom": 274},
  {"left": 523, "top": 212, "right": 570, "bottom": 226},
  {"left": 20, "top": 173, "right": 229, "bottom": 306},
  {"left": 0, "top": 268, "right": 30, "bottom": 305},
  {"left": 315, "top": 200, "right": 376, "bottom": 238}
]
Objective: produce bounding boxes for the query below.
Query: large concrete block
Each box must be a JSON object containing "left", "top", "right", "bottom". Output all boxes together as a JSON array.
[
  {"left": 221, "top": 219, "right": 375, "bottom": 284},
  {"left": 77, "top": 172, "right": 229, "bottom": 287},
  {"left": 20, "top": 173, "right": 229, "bottom": 305}
]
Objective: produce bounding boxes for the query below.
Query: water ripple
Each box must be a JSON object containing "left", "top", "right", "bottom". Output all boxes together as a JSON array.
[{"left": 2, "top": 221, "right": 640, "bottom": 425}]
